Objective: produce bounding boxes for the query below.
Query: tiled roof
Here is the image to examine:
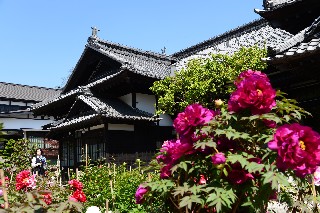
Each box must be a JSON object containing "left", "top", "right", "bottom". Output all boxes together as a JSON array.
[
  {"left": 0, "top": 82, "right": 61, "bottom": 102},
  {"left": 32, "top": 87, "right": 83, "bottom": 110},
  {"left": 78, "top": 95, "right": 158, "bottom": 121},
  {"left": 32, "top": 70, "right": 125, "bottom": 111},
  {"left": 172, "top": 19, "right": 293, "bottom": 70},
  {"left": 263, "top": 16, "right": 320, "bottom": 61},
  {"left": 264, "top": 37, "right": 320, "bottom": 61},
  {"left": 87, "top": 37, "right": 174, "bottom": 79},
  {"left": 258, "top": 0, "right": 300, "bottom": 11},
  {"left": 49, "top": 95, "right": 159, "bottom": 130}
]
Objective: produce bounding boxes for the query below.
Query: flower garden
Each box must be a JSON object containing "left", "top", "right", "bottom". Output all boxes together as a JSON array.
[{"left": 1, "top": 47, "right": 320, "bottom": 212}]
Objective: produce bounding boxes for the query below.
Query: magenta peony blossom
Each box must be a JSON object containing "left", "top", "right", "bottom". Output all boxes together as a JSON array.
[
  {"left": 234, "top": 70, "right": 268, "bottom": 86},
  {"left": 211, "top": 153, "right": 226, "bottom": 165},
  {"left": 173, "top": 104, "right": 215, "bottom": 136},
  {"left": 268, "top": 123, "right": 320, "bottom": 177},
  {"left": 135, "top": 185, "right": 148, "bottom": 204},
  {"left": 228, "top": 71, "right": 276, "bottom": 115},
  {"left": 157, "top": 139, "right": 195, "bottom": 178},
  {"left": 0, "top": 189, "right": 3, "bottom": 197}
]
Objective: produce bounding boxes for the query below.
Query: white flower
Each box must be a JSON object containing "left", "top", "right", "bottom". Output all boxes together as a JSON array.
[{"left": 86, "top": 206, "right": 101, "bottom": 213}]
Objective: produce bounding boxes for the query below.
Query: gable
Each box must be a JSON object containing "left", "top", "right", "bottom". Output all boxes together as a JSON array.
[{"left": 62, "top": 47, "right": 122, "bottom": 93}]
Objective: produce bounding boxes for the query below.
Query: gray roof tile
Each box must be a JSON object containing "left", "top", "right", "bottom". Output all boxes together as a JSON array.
[
  {"left": 264, "top": 16, "right": 320, "bottom": 61},
  {"left": 172, "top": 19, "right": 292, "bottom": 60},
  {"left": 87, "top": 37, "right": 174, "bottom": 79},
  {"left": 49, "top": 95, "right": 159, "bottom": 130},
  {"left": 0, "top": 82, "right": 60, "bottom": 102}
]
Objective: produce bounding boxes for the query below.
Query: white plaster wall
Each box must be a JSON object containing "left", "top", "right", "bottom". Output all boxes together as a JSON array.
[
  {"left": 119, "top": 93, "right": 132, "bottom": 107},
  {"left": 159, "top": 114, "right": 173, "bottom": 126},
  {"left": 90, "top": 124, "right": 105, "bottom": 130},
  {"left": 0, "top": 118, "right": 53, "bottom": 129},
  {"left": 11, "top": 101, "right": 26, "bottom": 106},
  {"left": 136, "top": 93, "right": 155, "bottom": 114},
  {"left": 0, "top": 101, "right": 10, "bottom": 105},
  {"left": 174, "top": 25, "right": 292, "bottom": 71},
  {"left": 108, "top": 123, "right": 134, "bottom": 131}
]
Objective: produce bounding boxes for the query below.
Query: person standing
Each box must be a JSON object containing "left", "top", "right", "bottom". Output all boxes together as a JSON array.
[{"left": 31, "top": 148, "right": 47, "bottom": 176}]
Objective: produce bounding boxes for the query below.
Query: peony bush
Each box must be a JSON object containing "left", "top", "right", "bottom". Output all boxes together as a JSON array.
[
  {"left": 0, "top": 170, "right": 85, "bottom": 212},
  {"left": 136, "top": 70, "right": 320, "bottom": 212}
]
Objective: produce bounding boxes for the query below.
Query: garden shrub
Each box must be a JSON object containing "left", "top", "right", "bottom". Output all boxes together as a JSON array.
[
  {"left": 150, "top": 46, "right": 267, "bottom": 116},
  {"left": 79, "top": 162, "right": 160, "bottom": 213}
]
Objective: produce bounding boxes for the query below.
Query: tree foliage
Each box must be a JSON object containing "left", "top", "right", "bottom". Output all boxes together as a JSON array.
[{"left": 150, "top": 46, "right": 267, "bottom": 115}]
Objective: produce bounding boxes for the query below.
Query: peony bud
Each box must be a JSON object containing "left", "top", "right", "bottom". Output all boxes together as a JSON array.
[
  {"left": 211, "top": 153, "right": 226, "bottom": 165},
  {"left": 214, "top": 99, "right": 223, "bottom": 107}
]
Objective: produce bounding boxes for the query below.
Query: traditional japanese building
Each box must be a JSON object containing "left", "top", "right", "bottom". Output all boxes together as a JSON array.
[
  {"left": 0, "top": 82, "right": 60, "bottom": 155},
  {"left": 257, "top": 0, "right": 320, "bottom": 129},
  {"left": 32, "top": 31, "right": 175, "bottom": 167},
  {"left": 173, "top": 0, "right": 320, "bottom": 130},
  {"left": 33, "top": 0, "right": 320, "bottom": 168}
]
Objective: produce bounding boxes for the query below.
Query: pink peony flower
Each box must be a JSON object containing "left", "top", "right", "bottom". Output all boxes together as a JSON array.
[
  {"left": 228, "top": 71, "right": 276, "bottom": 115},
  {"left": 0, "top": 189, "right": 3, "bottom": 197},
  {"left": 26, "top": 174, "right": 37, "bottom": 190},
  {"left": 234, "top": 70, "right": 268, "bottom": 86},
  {"left": 173, "top": 104, "right": 215, "bottom": 136},
  {"left": 16, "top": 170, "right": 36, "bottom": 191},
  {"left": 157, "top": 139, "right": 195, "bottom": 179},
  {"left": 211, "top": 153, "right": 226, "bottom": 165},
  {"left": 43, "top": 193, "right": 52, "bottom": 205},
  {"left": 72, "top": 190, "right": 86, "bottom": 203},
  {"left": 314, "top": 166, "right": 320, "bottom": 186},
  {"left": 68, "top": 179, "right": 83, "bottom": 191},
  {"left": 135, "top": 185, "right": 148, "bottom": 204},
  {"left": 268, "top": 123, "right": 320, "bottom": 177},
  {"left": 199, "top": 174, "right": 207, "bottom": 185}
]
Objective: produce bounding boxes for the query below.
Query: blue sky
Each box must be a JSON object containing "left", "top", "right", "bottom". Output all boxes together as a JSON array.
[{"left": 0, "top": 1, "right": 263, "bottom": 88}]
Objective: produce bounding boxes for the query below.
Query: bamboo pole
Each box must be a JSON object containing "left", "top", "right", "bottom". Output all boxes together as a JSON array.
[
  {"left": 105, "top": 199, "right": 109, "bottom": 213},
  {"left": 85, "top": 144, "right": 88, "bottom": 168},
  {"left": 0, "top": 169, "right": 9, "bottom": 209},
  {"left": 67, "top": 168, "right": 70, "bottom": 181},
  {"left": 76, "top": 168, "right": 79, "bottom": 180}
]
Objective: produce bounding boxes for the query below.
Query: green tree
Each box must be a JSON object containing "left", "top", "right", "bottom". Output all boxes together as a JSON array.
[
  {"left": 0, "top": 139, "right": 36, "bottom": 176},
  {"left": 151, "top": 46, "right": 267, "bottom": 115}
]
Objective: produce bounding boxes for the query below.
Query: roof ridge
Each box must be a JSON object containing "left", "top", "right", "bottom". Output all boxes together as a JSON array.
[
  {"left": 0, "top": 81, "right": 60, "bottom": 91},
  {"left": 87, "top": 36, "right": 173, "bottom": 61},
  {"left": 263, "top": 0, "right": 301, "bottom": 10},
  {"left": 171, "top": 18, "right": 267, "bottom": 58}
]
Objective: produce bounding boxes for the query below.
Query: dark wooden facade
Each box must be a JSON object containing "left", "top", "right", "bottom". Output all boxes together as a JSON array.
[{"left": 33, "top": 35, "right": 175, "bottom": 168}]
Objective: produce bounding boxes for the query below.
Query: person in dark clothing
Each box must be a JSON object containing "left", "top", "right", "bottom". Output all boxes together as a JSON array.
[{"left": 31, "top": 148, "right": 47, "bottom": 176}]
